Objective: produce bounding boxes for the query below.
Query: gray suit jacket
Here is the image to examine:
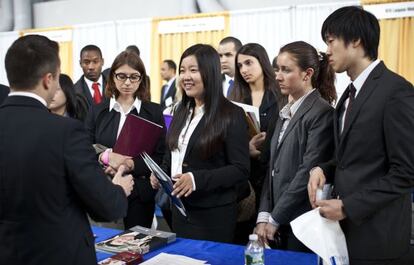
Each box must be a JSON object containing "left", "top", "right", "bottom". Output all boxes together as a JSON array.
[{"left": 259, "top": 90, "right": 334, "bottom": 225}]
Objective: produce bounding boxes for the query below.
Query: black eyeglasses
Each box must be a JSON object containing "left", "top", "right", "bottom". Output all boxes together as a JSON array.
[{"left": 114, "top": 73, "right": 142, "bottom": 83}]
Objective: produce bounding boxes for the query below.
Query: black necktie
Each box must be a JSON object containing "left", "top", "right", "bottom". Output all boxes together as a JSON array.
[{"left": 343, "top": 83, "right": 356, "bottom": 130}]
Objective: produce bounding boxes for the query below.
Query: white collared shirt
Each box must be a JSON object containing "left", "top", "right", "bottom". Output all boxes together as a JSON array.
[
  {"left": 84, "top": 75, "right": 103, "bottom": 98},
  {"left": 222, "top": 74, "right": 233, "bottom": 97},
  {"left": 171, "top": 105, "right": 204, "bottom": 191},
  {"left": 109, "top": 97, "right": 142, "bottom": 138},
  {"left": 8, "top": 91, "right": 47, "bottom": 107},
  {"left": 163, "top": 77, "right": 176, "bottom": 98},
  {"left": 340, "top": 59, "right": 381, "bottom": 132},
  {"left": 277, "top": 88, "right": 315, "bottom": 145}
]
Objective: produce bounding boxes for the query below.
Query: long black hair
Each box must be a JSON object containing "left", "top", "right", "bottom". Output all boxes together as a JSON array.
[
  {"left": 167, "top": 44, "right": 234, "bottom": 158},
  {"left": 230, "top": 43, "right": 281, "bottom": 105},
  {"left": 58, "top": 74, "right": 88, "bottom": 121}
]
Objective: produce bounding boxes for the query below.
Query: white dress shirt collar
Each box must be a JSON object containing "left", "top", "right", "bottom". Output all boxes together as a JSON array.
[
  {"left": 109, "top": 97, "right": 142, "bottom": 114},
  {"left": 352, "top": 59, "right": 380, "bottom": 97},
  {"left": 8, "top": 91, "right": 47, "bottom": 107},
  {"left": 84, "top": 75, "right": 103, "bottom": 96},
  {"left": 166, "top": 77, "right": 176, "bottom": 88}
]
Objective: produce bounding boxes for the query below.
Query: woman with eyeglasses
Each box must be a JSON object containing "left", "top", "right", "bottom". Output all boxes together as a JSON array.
[
  {"left": 150, "top": 44, "right": 250, "bottom": 243},
  {"left": 85, "top": 51, "right": 166, "bottom": 229}
]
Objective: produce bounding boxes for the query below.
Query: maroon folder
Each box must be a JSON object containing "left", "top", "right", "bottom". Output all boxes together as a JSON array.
[{"left": 113, "top": 114, "right": 163, "bottom": 157}]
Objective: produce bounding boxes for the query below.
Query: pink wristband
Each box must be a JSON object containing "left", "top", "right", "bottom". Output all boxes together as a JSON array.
[{"left": 101, "top": 148, "right": 111, "bottom": 166}]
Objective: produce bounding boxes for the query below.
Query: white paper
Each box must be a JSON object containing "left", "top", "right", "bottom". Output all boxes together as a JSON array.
[
  {"left": 290, "top": 208, "right": 349, "bottom": 265},
  {"left": 141, "top": 253, "right": 209, "bottom": 265},
  {"left": 231, "top": 101, "right": 260, "bottom": 128},
  {"left": 165, "top": 97, "right": 173, "bottom": 107}
]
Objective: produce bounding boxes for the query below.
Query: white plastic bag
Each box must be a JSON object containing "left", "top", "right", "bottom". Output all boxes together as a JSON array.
[{"left": 290, "top": 208, "right": 349, "bottom": 265}]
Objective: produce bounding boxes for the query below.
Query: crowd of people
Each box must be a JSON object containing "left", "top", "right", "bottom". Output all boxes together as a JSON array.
[{"left": 0, "top": 6, "right": 413, "bottom": 265}]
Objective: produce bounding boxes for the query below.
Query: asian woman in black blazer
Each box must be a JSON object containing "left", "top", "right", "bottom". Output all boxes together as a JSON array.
[
  {"left": 150, "top": 44, "right": 250, "bottom": 243},
  {"left": 85, "top": 51, "right": 166, "bottom": 229}
]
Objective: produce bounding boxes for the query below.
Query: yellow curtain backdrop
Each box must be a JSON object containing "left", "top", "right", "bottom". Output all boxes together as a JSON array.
[
  {"left": 20, "top": 27, "right": 73, "bottom": 79},
  {"left": 378, "top": 17, "right": 414, "bottom": 84},
  {"left": 361, "top": 0, "right": 414, "bottom": 84},
  {"left": 150, "top": 12, "right": 230, "bottom": 103}
]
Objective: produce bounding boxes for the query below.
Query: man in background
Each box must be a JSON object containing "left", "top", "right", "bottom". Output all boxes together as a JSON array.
[
  {"left": 74, "top": 44, "right": 106, "bottom": 107},
  {"left": 217, "top": 36, "right": 242, "bottom": 97},
  {"left": 159, "top": 59, "right": 176, "bottom": 110},
  {"left": 0, "top": 34, "right": 134, "bottom": 265}
]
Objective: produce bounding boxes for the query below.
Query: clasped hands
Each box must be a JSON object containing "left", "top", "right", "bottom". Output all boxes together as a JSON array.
[
  {"left": 255, "top": 222, "right": 278, "bottom": 246},
  {"left": 101, "top": 152, "right": 134, "bottom": 176},
  {"left": 111, "top": 165, "right": 134, "bottom": 197},
  {"left": 150, "top": 173, "right": 194, "bottom": 198}
]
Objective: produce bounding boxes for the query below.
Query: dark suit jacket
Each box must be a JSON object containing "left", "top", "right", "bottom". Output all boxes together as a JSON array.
[
  {"left": 160, "top": 79, "right": 177, "bottom": 110},
  {"left": 247, "top": 89, "right": 279, "bottom": 198},
  {"left": 320, "top": 62, "right": 414, "bottom": 260},
  {"left": 85, "top": 99, "right": 166, "bottom": 203},
  {"left": 259, "top": 90, "right": 334, "bottom": 224},
  {"left": 0, "top": 96, "right": 128, "bottom": 265},
  {"left": 162, "top": 102, "right": 250, "bottom": 209},
  {"left": 74, "top": 74, "right": 107, "bottom": 107},
  {"left": 0, "top": 84, "right": 9, "bottom": 104}
]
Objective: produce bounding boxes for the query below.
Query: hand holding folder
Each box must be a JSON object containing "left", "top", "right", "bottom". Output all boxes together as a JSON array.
[
  {"left": 113, "top": 114, "right": 163, "bottom": 157},
  {"left": 141, "top": 152, "right": 187, "bottom": 217}
]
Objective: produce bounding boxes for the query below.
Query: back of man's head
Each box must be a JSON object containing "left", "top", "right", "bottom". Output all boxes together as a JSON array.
[
  {"left": 219, "top": 36, "right": 242, "bottom": 52},
  {"left": 80, "top": 44, "right": 102, "bottom": 59},
  {"left": 321, "top": 6, "right": 380, "bottom": 60},
  {"left": 5, "top": 35, "right": 60, "bottom": 90},
  {"left": 125, "top": 45, "right": 140, "bottom": 57}
]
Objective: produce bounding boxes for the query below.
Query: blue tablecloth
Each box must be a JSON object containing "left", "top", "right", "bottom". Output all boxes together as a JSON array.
[{"left": 93, "top": 226, "right": 317, "bottom": 265}]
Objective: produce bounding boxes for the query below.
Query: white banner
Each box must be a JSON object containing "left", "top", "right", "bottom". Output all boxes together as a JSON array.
[
  {"left": 158, "top": 16, "right": 225, "bottom": 34},
  {"left": 22, "top": 29, "right": 72, "bottom": 42},
  {"left": 363, "top": 2, "right": 414, "bottom": 20}
]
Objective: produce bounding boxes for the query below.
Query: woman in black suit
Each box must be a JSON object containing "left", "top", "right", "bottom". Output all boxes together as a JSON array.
[
  {"left": 228, "top": 43, "right": 287, "bottom": 244},
  {"left": 255, "top": 41, "right": 336, "bottom": 252},
  {"left": 85, "top": 51, "right": 166, "bottom": 229},
  {"left": 150, "top": 44, "right": 250, "bottom": 243}
]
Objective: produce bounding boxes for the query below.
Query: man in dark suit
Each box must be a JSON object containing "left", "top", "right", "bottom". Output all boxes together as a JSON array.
[
  {"left": 0, "top": 84, "right": 9, "bottom": 104},
  {"left": 0, "top": 35, "right": 134, "bottom": 265},
  {"left": 308, "top": 6, "right": 414, "bottom": 265},
  {"left": 74, "top": 44, "right": 106, "bottom": 107},
  {"left": 217, "top": 36, "right": 242, "bottom": 97},
  {"left": 160, "top": 59, "right": 176, "bottom": 110}
]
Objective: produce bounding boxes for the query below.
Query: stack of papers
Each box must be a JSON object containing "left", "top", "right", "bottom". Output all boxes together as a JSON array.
[{"left": 141, "top": 253, "right": 209, "bottom": 265}]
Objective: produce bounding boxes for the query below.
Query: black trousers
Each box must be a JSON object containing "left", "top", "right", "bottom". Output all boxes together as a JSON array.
[
  {"left": 172, "top": 202, "right": 237, "bottom": 243},
  {"left": 124, "top": 196, "right": 155, "bottom": 229}
]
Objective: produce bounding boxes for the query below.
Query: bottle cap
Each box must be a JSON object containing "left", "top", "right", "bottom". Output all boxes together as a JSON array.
[{"left": 249, "top": 234, "right": 258, "bottom": 241}]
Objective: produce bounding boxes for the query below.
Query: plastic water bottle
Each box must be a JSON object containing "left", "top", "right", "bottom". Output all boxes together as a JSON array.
[{"left": 245, "top": 234, "right": 264, "bottom": 265}]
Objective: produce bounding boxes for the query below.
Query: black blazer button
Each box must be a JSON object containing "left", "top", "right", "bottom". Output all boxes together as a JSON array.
[{"left": 182, "top": 162, "right": 188, "bottom": 167}]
